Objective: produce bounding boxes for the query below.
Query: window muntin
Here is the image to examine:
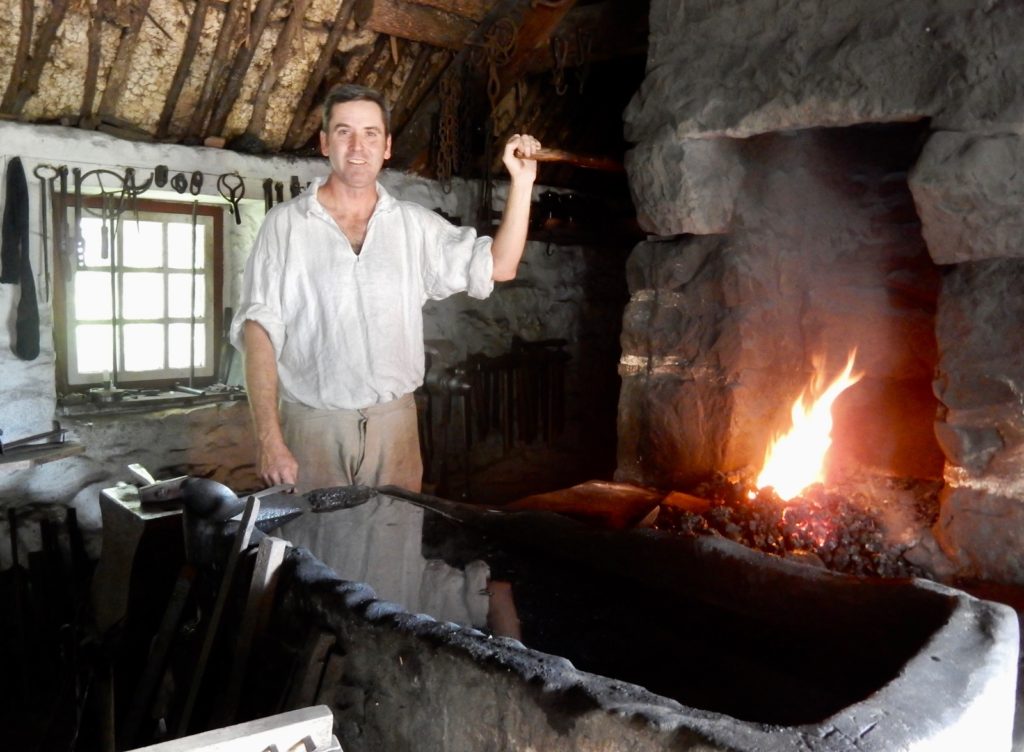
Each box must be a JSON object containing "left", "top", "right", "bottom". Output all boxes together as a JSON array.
[{"left": 56, "top": 198, "right": 224, "bottom": 390}]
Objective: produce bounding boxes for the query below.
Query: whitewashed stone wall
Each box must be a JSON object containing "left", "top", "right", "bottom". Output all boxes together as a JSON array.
[
  {"left": 0, "top": 121, "right": 616, "bottom": 561},
  {"left": 622, "top": 0, "right": 1024, "bottom": 584}
]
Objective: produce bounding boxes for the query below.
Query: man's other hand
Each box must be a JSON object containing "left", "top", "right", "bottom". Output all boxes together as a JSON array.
[{"left": 258, "top": 441, "right": 299, "bottom": 487}]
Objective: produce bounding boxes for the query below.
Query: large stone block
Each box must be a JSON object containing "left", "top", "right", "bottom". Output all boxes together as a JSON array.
[
  {"left": 936, "top": 486, "right": 1024, "bottom": 585},
  {"left": 625, "top": 235, "right": 726, "bottom": 294},
  {"left": 910, "top": 131, "right": 1024, "bottom": 264},
  {"left": 615, "top": 370, "right": 735, "bottom": 488},
  {"left": 935, "top": 258, "right": 1024, "bottom": 408},
  {"left": 625, "top": 132, "right": 745, "bottom": 236},
  {"left": 626, "top": 0, "right": 1024, "bottom": 142}
]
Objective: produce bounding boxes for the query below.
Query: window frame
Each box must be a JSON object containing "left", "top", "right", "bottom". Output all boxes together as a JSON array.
[{"left": 53, "top": 195, "right": 226, "bottom": 393}]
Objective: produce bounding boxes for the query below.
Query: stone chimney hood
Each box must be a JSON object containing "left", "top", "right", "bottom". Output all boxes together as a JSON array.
[{"left": 617, "top": 0, "right": 1024, "bottom": 586}]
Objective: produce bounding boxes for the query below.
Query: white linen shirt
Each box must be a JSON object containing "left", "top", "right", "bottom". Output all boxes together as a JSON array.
[{"left": 230, "top": 178, "right": 495, "bottom": 410}]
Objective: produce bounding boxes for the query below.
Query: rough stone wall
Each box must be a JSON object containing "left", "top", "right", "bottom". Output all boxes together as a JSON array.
[
  {"left": 622, "top": 0, "right": 1024, "bottom": 583},
  {"left": 617, "top": 126, "right": 944, "bottom": 490}
]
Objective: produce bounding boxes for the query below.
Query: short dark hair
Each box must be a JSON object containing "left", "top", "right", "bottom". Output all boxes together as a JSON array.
[{"left": 321, "top": 84, "right": 391, "bottom": 135}]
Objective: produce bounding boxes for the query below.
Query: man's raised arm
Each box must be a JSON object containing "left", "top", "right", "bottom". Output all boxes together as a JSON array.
[{"left": 491, "top": 133, "right": 540, "bottom": 282}]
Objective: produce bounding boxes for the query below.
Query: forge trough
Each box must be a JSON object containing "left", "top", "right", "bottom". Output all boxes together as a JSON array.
[{"left": 240, "top": 484, "right": 1019, "bottom": 752}]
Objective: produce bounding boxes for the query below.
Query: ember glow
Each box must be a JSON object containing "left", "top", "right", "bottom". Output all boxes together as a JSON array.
[{"left": 756, "top": 351, "right": 863, "bottom": 501}]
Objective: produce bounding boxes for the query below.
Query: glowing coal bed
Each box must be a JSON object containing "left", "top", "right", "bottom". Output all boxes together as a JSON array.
[{"left": 654, "top": 474, "right": 944, "bottom": 579}]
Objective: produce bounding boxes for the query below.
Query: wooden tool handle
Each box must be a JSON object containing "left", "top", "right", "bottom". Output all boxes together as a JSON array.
[{"left": 513, "top": 147, "right": 624, "bottom": 172}]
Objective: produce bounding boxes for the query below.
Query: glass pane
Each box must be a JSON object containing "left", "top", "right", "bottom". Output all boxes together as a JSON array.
[
  {"left": 169, "top": 323, "right": 206, "bottom": 369},
  {"left": 121, "top": 220, "right": 164, "bottom": 268},
  {"left": 122, "top": 272, "right": 165, "bottom": 319},
  {"left": 74, "top": 271, "right": 113, "bottom": 320},
  {"left": 123, "top": 324, "right": 165, "bottom": 371},
  {"left": 167, "top": 222, "right": 205, "bottom": 269},
  {"left": 79, "top": 217, "right": 109, "bottom": 267},
  {"left": 76, "top": 324, "right": 115, "bottom": 374},
  {"left": 168, "top": 273, "right": 206, "bottom": 318}
]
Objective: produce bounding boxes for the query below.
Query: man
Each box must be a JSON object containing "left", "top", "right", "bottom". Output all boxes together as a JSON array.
[{"left": 231, "top": 83, "right": 540, "bottom": 493}]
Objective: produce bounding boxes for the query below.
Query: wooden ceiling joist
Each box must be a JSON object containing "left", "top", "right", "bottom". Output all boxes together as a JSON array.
[
  {"left": 186, "top": 0, "right": 247, "bottom": 140},
  {"left": 1, "top": 0, "right": 34, "bottom": 113},
  {"left": 354, "top": 0, "right": 475, "bottom": 51},
  {"left": 156, "top": 0, "right": 211, "bottom": 138},
  {"left": 97, "top": 0, "right": 152, "bottom": 121},
  {"left": 3, "top": 0, "right": 71, "bottom": 115},
  {"left": 283, "top": 0, "right": 359, "bottom": 151},
  {"left": 206, "top": 0, "right": 278, "bottom": 137},
  {"left": 405, "top": 0, "right": 488, "bottom": 22},
  {"left": 241, "top": 0, "right": 312, "bottom": 148}
]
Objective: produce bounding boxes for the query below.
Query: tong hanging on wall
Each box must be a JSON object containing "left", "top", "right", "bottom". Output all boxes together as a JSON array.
[{"left": 216, "top": 172, "right": 245, "bottom": 225}]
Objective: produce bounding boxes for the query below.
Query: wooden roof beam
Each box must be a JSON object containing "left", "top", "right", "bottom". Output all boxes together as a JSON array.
[{"left": 355, "top": 0, "right": 643, "bottom": 67}]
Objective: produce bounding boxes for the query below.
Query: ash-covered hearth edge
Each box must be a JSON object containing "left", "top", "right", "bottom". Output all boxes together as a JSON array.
[{"left": 240, "top": 489, "right": 1018, "bottom": 752}]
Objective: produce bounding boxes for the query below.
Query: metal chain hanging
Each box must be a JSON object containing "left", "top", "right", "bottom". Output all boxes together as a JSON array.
[
  {"left": 436, "top": 66, "right": 462, "bottom": 191},
  {"left": 468, "top": 16, "right": 518, "bottom": 133},
  {"left": 575, "top": 27, "right": 593, "bottom": 93},
  {"left": 550, "top": 34, "right": 569, "bottom": 95}
]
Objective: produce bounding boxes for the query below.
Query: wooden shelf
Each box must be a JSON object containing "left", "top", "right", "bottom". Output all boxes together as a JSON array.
[{"left": 0, "top": 442, "right": 85, "bottom": 473}]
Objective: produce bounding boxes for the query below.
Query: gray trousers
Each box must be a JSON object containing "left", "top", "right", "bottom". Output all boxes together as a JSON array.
[{"left": 281, "top": 393, "right": 423, "bottom": 494}]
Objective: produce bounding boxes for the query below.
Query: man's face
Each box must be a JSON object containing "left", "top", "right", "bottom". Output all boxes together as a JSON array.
[{"left": 319, "top": 99, "right": 392, "bottom": 189}]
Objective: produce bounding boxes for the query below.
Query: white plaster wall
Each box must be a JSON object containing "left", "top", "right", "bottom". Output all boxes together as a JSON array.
[{"left": 0, "top": 121, "right": 621, "bottom": 562}]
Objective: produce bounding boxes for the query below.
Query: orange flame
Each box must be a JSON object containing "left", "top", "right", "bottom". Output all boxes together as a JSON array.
[{"left": 756, "top": 350, "right": 863, "bottom": 501}]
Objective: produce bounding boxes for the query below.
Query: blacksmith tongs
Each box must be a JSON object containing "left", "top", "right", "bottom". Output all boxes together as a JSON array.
[
  {"left": 217, "top": 172, "right": 245, "bottom": 225},
  {"left": 0, "top": 422, "right": 67, "bottom": 454}
]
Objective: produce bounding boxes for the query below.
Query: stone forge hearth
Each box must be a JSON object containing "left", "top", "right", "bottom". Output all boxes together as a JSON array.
[
  {"left": 618, "top": 0, "right": 1024, "bottom": 586},
  {"left": 247, "top": 487, "right": 1019, "bottom": 752}
]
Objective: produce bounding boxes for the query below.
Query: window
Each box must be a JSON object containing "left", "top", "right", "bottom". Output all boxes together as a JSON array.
[{"left": 54, "top": 197, "right": 225, "bottom": 391}]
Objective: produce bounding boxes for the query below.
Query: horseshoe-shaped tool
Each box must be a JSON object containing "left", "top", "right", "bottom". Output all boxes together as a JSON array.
[
  {"left": 217, "top": 173, "right": 245, "bottom": 225},
  {"left": 171, "top": 172, "right": 188, "bottom": 194}
]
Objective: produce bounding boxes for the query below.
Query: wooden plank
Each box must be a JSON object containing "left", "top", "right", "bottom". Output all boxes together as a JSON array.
[
  {"left": 9, "top": 0, "right": 72, "bottom": 115},
  {"left": 156, "top": 0, "right": 211, "bottom": 138},
  {"left": 214, "top": 536, "right": 289, "bottom": 726},
  {"left": 282, "top": 0, "right": 358, "bottom": 150},
  {"left": 524, "top": 0, "right": 648, "bottom": 72},
  {"left": 282, "top": 630, "right": 336, "bottom": 711},
  {"left": 0, "top": 443, "right": 85, "bottom": 473},
  {"left": 97, "top": 0, "right": 152, "bottom": 120},
  {"left": 391, "top": 46, "right": 452, "bottom": 137},
  {"left": 176, "top": 496, "right": 261, "bottom": 736},
  {"left": 206, "top": 0, "right": 278, "bottom": 136},
  {"left": 186, "top": 0, "right": 248, "bottom": 139},
  {"left": 408, "top": 0, "right": 488, "bottom": 21},
  {"left": 80, "top": 0, "right": 107, "bottom": 127},
  {"left": 127, "top": 706, "right": 335, "bottom": 752},
  {"left": 1, "top": 0, "right": 33, "bottom": 112},
  {"left": 354, "top": 0, "right": 475, "bottom": 51},
  {"left": 493, "top": 0, "right": 578, "bottom": 95},
  {"left": 242, "top": 0, "right": 312, "bottom": 145}
]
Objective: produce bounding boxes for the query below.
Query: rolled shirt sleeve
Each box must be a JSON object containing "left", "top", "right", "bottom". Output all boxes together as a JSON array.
[
  {"left": 418, "top": 212, "right": 495, "bottom": 302},
  {"left": 229, "top": 209, "right": 288, "bottom": 358}
]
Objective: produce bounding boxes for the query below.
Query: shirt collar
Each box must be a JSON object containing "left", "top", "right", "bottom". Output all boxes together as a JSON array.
[{"left": 302, "top": 177, "right": 397, "bottom": 219}]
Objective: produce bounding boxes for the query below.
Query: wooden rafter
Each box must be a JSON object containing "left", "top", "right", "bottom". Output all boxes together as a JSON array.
[
  {"left": 186, "top": 0, "right": 248, "bottom": 140},
  {"left": 283, "top": 0, "right": 359, "bottom": 150},
  {"left": 207, "top": 0, "right": 278, "bottom": 136},
  {"left": 80, "top": 0, "right": 107, "bottom": 127},
  {"left": 4, "top": 0, "right": 71, "bottom": 115},
  {"left": 354, "top": 0, "right": 474, "bottom": 50},
  {"left": 1, "top": 0, "right": 33, "bottom": 112},
  {"left": 407, "top": 0, "right": 488, "bottom": 21},
  {"left": 156, "top": 0, "right": 211, "bottom": 139},
  {"left": 97, "top": 0, "right": 152, "bottom": 121},
  {"left": 242, "top": 0, "right": 312, "bottom": 147}
]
